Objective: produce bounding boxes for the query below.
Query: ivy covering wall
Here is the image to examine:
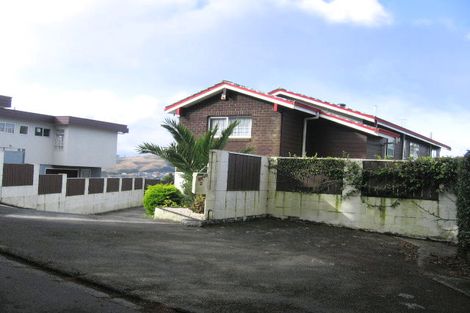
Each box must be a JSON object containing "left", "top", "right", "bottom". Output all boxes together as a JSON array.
[{"left": 272, "top": 155, "right": 470, "bottom": 258}]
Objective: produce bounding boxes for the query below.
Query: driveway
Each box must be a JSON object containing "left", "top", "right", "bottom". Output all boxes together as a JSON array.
[{"left": 0, "top": 205, "right": 469, "bottom": 312}]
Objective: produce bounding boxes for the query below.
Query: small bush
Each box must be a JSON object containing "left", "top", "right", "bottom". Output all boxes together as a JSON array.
[
  {"left": 191, "top": 194, "right": 205, "bottom": 214},
  {"left": 143, "top": 184, "right": 183, "bottom": 216}
]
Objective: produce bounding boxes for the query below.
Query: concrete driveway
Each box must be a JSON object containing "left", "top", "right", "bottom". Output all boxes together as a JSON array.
[{"left": 0, "top": 205, "right": 469, "bottom": 313}]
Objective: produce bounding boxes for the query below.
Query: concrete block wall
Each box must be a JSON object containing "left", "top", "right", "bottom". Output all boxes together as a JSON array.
[
  {"left": 205, "top": 151, "right": 458, "bottom": 242},
  {"left": 204, "top": 150, "right": 269, "bottom": 220}
]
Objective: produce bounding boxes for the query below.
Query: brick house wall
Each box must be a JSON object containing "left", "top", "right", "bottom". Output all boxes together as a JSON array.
[{"left": 179, "top": 91, "right": 282, "bottom": 156}]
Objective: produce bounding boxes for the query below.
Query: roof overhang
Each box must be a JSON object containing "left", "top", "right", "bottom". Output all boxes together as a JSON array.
[
  {"left": 320, "top": 111, "right": 399, "bottom": 139},
  {"left": 164, "top": 81, "right": 296, "bottom": 114},
  {"left": 376, "top": 118, "right": 451, "bottom": 150},
  {"left": 270, "top": 89, "right": 376, "bottom": 123}
]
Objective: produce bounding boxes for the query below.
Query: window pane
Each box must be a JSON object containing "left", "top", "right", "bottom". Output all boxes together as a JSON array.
[
  {"left": 5, "top": 123, "right": 15, "bottom": 133},
  {"left": 209, "top": 118, "right": 227, "bottom": 136},
  {"left": 0, "top": 123, "right": 5, "bottom": 132},
  {"left": 35, "top": 127, "right": 43, "bottom": 136},
  {"left": 20, "top": 126, "right": 28, "bottom": 134},
  {"left": 43, "top": 128, "right": 50, "bottom": 137},
  {"left": 229, "top": 117, "right": 251, "bottom": 137}
]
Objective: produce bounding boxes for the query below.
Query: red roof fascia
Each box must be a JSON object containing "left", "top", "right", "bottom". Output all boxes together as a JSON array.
[
  {"left": 269, "top": 88, "right": 376, "bottom": 120},
  {"left": 376, "top": 117, "right": 451, "bottom": 150},
  {"left": 321, "top": 111, "right": 400, "bottom": 138},
  {"left": 165, "top": 81, "right": 294, "bottom": 112}
]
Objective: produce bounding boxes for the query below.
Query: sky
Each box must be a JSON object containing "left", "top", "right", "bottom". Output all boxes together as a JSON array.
[{"left": 0, "top": 0, "right": 469, "bottom": 157}]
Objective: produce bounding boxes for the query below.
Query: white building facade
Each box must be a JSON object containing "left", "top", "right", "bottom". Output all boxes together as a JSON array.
[{"left": 0, "top": 95, "right": 128, "bottom": 177}]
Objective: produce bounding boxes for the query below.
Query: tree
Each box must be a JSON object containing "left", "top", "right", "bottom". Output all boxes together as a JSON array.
[{"left": 137, "top": 118, "right": 238, "bottom": 194}]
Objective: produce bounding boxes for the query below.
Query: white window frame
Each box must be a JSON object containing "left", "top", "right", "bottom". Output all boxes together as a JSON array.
[
  {"left": 0, "top": 122, "right": 15, "bottom": 134},
  {"left": 208, "top": 116, "right": 252, "bottom": 139}
]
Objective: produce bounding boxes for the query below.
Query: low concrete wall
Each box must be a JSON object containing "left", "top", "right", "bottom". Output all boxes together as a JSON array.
[
  {"left": 0, "top": 162, "right": 143, "bottom": 214},
  {"left": 204, "top": 150, "right": 458, "bottom": 242},
  {"left": 268, "top": 191, "right": 457, "bottom": 241},
  {"left": 154, "top": 207, "right": 204, "bottom": 222}
]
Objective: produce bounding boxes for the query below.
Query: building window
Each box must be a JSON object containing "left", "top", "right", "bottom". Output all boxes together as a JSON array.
[
  {"left": 0, "top": 122, "right": 15, "bottom": 134},
  {"left": 385, "top": 140, "right": 395, "bottom": 159},
  {"left": 431, "top": 149, "right": 439, "bottom": 158},
  {"left": 20, "top": 126, "right": 28, "bottom": 134},
  {"left": 409, "top": 142, "right": 420, "bottom": 159},
  {"left": 209, "top": 117, "right": 252, "bottom": 138},
  {"left": 35, "top": 127, "right": 51, "bottom": 137},
  {"left": 55, "top": 129, "right": 64, "bottom": 150}
]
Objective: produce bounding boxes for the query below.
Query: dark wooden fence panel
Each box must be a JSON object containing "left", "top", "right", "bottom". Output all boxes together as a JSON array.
[
  {"left": 2, "top": 164, "right": 34, "bottom": 186},
  {"left": 66, "top": 178, "right": 85, "bottom": 197},
  {"left": 361, "top": 161, "right": 438, "bottom": 200},
  {"left": 227, "top": 154, "right": 261, "bottom": 191},
  {"left": 38, "top": 175, "right": 63, "bottom": 195},
  {"left": 134, "top": 178, "right": 143, "bottom": 190},
  {"left": 106, "top": 178, "right": 120, "bottom": 192},
  {"left": 121, "top": 178, "right": 133, "bottom": 191},
  {"left": 144, "top": 179, "right": 160, "bottom": 189},
  {"left": 88, "top": 178, "right": 104, "bottom": 194}
]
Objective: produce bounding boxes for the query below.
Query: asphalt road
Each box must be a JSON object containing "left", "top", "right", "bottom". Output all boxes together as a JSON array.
[
  {"left": 0, "top": 255, "right": 142, "bottom": 313},
  {"left": 0, "top": 205, "right": 469, "bottom": 313}
]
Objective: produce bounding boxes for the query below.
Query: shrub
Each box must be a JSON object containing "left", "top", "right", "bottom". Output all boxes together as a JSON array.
[
  {"left": 143, "top": 184, "right": 183, "bottom": 216},
  {"left": 190, "top": 194, "right": 205, "bottom": 214},
  {"left": 457, "top": 151, "right": 470, "bottom": 260}
]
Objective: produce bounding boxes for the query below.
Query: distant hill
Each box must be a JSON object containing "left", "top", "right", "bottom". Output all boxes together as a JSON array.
[{"left": 103, "top": 154, "right": 174, "bottom": 178}]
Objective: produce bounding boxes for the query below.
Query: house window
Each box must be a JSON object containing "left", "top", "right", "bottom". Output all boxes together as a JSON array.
[
  {"left": 209, "top": 117, "right": 252, "bottom": 138},
  {"left": 35, "top": 127, "right": 51, "bottom": 137},
  {"left": 431, "top": 149, "right": 439, "bottom": 158},
  {"left": 0, "top": 122, "right": 15, "bottom": 134},
  {"left": 409, "top": 142, "right": 420, "bottom": 159},
  {"left": 55, "top": 129, "right": 64, "bottom": 150},
  {"left": 20, "top": 126, "right": 28, "bottom": 134},
  {"left": 385, "top": 140, "right": 395, "bottom": 158}
]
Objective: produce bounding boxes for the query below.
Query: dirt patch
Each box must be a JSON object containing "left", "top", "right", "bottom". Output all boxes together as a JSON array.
[
  {"left": 399, "top": 240, "right": 419, "bottom": 262},
  {"left": 428, "top": 255, "right": 470, "bottom": 279}
]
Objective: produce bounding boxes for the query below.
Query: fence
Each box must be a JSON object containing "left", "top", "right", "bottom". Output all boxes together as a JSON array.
[
  {"left": 0, "top": 161, "right": 160, "bottom": 214},
  {"left": 227, "top": 153, "right": 261, "bottom": 191},
  {"left": 2, "top": 164, "right": 34, "bottom": 186},
  {"left": 204, "top": 150, "right": 458, "bottom": 242}
]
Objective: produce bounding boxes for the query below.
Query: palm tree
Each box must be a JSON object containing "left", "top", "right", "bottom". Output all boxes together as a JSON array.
[{"left": 137, "top": 118, "right": 238, "bottom": 193}]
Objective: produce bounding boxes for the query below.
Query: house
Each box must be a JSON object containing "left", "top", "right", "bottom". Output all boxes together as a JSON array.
[
  {"left": 164, "top": 81, "right": 450, "bottom": 159},
  {"left": 0, "top": 95, "right": 128, "bottom": 177}
]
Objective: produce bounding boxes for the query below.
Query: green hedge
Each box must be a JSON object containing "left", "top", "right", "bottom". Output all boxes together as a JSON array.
[{"left": 143, "top": 184, "right": 183, "bottom": 216}]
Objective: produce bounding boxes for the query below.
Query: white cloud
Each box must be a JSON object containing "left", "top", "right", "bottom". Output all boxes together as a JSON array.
[{"left": 286, "top": 0, "right": 392, "bottom": 26}]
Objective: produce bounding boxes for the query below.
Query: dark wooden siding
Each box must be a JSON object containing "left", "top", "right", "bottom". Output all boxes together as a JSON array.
[
  {"left": 106, "top": 178, "right": 120, "bottom": 192},
  {"left": 2, "top": 164, "right": 34, "bottom": 186},
  {"left": 121, "top": 178, "right": 133, "bottom": 191},
  {"left": 367, "top": 137, "right": 385, "bottom": 159},
  {"left": 227, "top": 153, "right": 261, "bottom": 191},
  {"left": 66, "top": 178, "right": 85, "bottom": 197},
  {"left": 134, "top": 178, "right": 143, "bottom": 190},
  {"left": 38, "top": 175, "right": 62, "bottom": 195},
  {"left": 280, "top": 109, "right": 309, "bottom": 157},
  {"left": 179, "top": 92, "right": 282, "bottom": 156},
  {"left": 305, "top": 119, "right": 368, "bottom": 158},
  {"left": 88, "top": 178, "right": 104, "bottom": 194}
]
